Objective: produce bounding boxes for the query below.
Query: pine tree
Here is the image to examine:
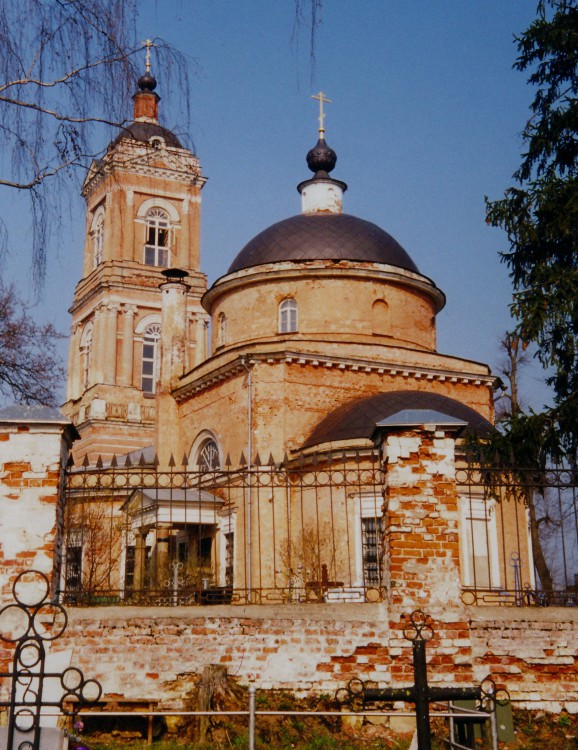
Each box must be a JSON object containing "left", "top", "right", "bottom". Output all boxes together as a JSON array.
[{"left": 486, "top": 0, "right": 578, "bottom": 458}]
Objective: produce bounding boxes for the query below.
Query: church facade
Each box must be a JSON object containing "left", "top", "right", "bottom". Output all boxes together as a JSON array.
[
  {"left": 58, "top": 68, "right": 539, "bottom": 609},
  {"left": 1, "top": 67, "right": 577, "bottom": 717}
]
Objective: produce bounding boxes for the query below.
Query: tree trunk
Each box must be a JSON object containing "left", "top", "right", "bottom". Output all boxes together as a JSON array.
[
  {"left": 528, "top": 493, "right": 554, "bottom": 593},
  {"left": 197, "top": 664, "right": 229, "bottom": 743}
]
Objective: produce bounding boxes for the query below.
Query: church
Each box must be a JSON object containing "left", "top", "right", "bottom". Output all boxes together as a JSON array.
[
  {"left": 1, "top": 64, "right": 576, "bottom": 716},
  {"left": 57, "top": 64, "right": 536, "bottom": 608}
]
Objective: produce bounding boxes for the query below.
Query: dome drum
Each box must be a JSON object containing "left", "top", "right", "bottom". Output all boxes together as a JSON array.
[{"left": 204, "top": 262, "right": 443, "bottom": 354}]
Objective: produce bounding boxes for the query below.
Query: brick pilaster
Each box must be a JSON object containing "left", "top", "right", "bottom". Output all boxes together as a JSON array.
[{"left": 382, "top": 429, "right": 464, "bottom": 617}]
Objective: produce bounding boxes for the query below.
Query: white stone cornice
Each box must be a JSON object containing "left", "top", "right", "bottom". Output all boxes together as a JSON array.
[
  {"left": 81, "top": 157, "right": 206, "bottom": 198},
  {"left": 203, "top": 260, "right": 445, "bottom": 313},
  {"left": 173, "top": 349, "right": 497, "bottom": 402}
]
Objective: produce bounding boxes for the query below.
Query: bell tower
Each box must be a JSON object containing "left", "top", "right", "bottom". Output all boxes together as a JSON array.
[{"left": 63, "top": 61, "right": 208, "bottom": 463}]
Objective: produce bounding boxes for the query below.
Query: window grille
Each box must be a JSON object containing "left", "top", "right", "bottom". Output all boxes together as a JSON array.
[{"left": 197, "top": 438, "right": 220, "bottom": 470}]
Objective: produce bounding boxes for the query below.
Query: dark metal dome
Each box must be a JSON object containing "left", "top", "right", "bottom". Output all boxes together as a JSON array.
[
  {"left": 306, "top": 137, "right": 337, "bottom": 177},
  {"left": 227, "top": 213, "right": 419, "bottom": 274},
  {"left": 110, "top": 121, "right": 183, "bottom": 149},
  {"left": 302, "top": 390, "right": 494, "bottom": 449},
  {"left": 137, "top": 72, "right": 157, "bottom": 92}
]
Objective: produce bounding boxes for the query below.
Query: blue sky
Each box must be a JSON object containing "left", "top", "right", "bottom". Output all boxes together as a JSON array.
[{"left": 2, "top": 2, "right": 550, "bottom": 408}]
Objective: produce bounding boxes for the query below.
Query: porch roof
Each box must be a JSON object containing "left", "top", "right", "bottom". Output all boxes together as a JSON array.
[{"left": 125, "top": 487, "right": 225, "bottom": 529}]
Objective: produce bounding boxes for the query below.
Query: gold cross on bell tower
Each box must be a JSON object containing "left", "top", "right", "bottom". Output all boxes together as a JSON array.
[
  {"left": 142, "top": 38, "right": 155, "bottom": 73},
  {"left": 312, "top": 91, "right": 332, "bottom": 139}
]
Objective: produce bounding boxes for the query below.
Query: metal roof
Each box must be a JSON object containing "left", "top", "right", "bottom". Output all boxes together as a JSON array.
[
  {"left": 132, "top": 488, "right": 223, "bottom": 504},
  {"left": 374, "top": 409, "right": 468, "bottom": 429},
  {"left": 302, "top": 390, "right": 494, "bottom": 449},
  {"left": 0, "top": 404, "right": 72, "bottom": 424},
  {"left": 227, "top": 213, "right": 419, "bottom": 274},
  {"left": 110, "top": 121, "right": 183, "bottom": 149}
]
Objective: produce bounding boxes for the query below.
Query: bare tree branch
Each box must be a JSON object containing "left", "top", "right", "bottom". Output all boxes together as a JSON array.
[
  {"left": 0, "top": 1, "right": 191, "bottom": 289},
  {"left": 0, "top": 283, "right": 66, "bottom": 405}
]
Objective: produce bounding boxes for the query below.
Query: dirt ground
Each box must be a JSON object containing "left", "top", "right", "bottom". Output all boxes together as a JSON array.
[{"left": 84, "top": 701, "right": 578, "bottom": 750}]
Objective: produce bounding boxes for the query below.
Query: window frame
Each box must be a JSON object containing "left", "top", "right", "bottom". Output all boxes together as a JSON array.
[
  {"left": 279, "top": 297, "right": 298, "bottom": 334},
  {"left": 141, "top": 322, "right": 161, "bottom": 394},
  {"left": 197, "top": 437, "right": 221, "bottom": 471},
  {"left": 354, "top": 494, "right": 384, "bottom": 589},
  {"left": 91, "top": 208, "right": 105, "bottom": 268},
  {"left": 217, "top": 312, "right": 227, "bottom": 347},
  {"left": 144, "top": 207, "right": 171, "bottom": 267},
  {"left": 460, "top": 494, "right": 501, "bottom": 589}
]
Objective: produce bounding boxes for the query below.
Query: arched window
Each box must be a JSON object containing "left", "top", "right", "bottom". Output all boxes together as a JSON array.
[
  {"left": 279, "top": 298, "right": 298, "bottom": 333},
  {"left": 144, "top": 208, "right": 171, "bottom": 266},
  {"left": 217, "top": 313, "right": 226, "bottom": 347},
  {"left": 197, "top": 438, "right": 220, "bottom": 470},
  {"left": 91, "top": 209, "right": 105, "bottom": 267},
  {"left": 141, "top": 323, "right": 161, "bottom": 394},
  {"left": 80, "top": 324, "right": 93, "bottom": 389}
]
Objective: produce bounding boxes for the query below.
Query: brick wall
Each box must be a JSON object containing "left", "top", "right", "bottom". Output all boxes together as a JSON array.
[
  {"left": 470, "top": 608, "right": 578, "bottom": 712},
  {"left": 47, "top": 427, "right": 576, "bottom": 713},
  {"left": 0, "top": 424, "right": 69, "bottom": 596},
  {"left": 383, "top": 429, "right": 463, "bottom": 615},
  {"left": 46, "top": 604, "right": 578, "bottom": 713},
  {"left": 0, "top": 416, "right": 74, "bottom": 673}
]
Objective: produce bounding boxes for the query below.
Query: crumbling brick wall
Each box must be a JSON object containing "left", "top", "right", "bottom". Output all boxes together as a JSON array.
[{"left": 47, "top": 604, "right": 578, "bottom": 713}]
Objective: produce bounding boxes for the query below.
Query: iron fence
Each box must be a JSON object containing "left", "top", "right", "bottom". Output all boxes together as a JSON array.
[
  {"left": 456, "top": 462, "right": 578, "bottom": 606},
  {"left": 60, "top": 450, "right": 385, "bottom": 606},
  {"left": 58, "top": 451, "right": 578, "bottom": 607}
]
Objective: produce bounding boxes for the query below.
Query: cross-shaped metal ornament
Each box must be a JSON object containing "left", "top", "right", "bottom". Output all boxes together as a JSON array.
[
  {"left": 312, "top": 91, "right": 332, "bottom": 138},
  {"left": 142, "top": 38, "right": 155, "bottom": 73}
]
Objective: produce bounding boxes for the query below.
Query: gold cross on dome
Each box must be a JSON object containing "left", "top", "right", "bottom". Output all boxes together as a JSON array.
[
  {"left": 312, "top": 91, "right": 332, "bottom": 138},
  {"left": 142, "top": 39, "right": 155, "bottom": 73}
]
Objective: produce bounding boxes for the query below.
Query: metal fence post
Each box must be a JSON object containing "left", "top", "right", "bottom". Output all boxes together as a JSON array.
[
  {"left": 412, "top": 639, "right": 431, "bottom": 750},
  {"left": 489, "top": 703, "right": 499, "bottom": 750},
  {"left": 249, "top": 683, "right": 256, "bottom": 750}
]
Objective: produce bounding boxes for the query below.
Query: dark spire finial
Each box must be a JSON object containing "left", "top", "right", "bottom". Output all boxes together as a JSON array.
[
  {"left": 137, "top": 71, "right": 157, "bottom": 92},
  {"left": 306, "top": 138, "right": 337, "bottom": 177},
  {"left": 133, "top": 39, "right": 159, "bottom": 122}
]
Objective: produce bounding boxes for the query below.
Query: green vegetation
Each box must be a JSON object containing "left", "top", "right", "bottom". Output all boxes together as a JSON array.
[
  {"left": 80, "top": 707, "right": 577, "bottom": 750},
  {"left": 486, "top": 0, "right": 578, "bottom": 461}
]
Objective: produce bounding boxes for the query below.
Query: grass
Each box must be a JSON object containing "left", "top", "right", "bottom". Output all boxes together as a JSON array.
[{"left": 82, "top": 706, "right": 578, "bottom": 750}]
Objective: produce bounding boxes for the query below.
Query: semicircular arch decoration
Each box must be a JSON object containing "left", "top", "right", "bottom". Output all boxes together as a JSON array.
[{"left": 197, "top": 438, "right": 220, "bottom": 471}]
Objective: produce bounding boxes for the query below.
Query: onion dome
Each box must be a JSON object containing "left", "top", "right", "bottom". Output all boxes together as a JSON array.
[
  {"left": 110, "top": 59, "right": 183, "bottom": 149},
  {"left": 227, "top": 93, "right": 419, "bottom": 276},
  {"left": 137, "top": 71, "right": 157, "bottom": 92},
  {"left": 306, "top": 137, "right": 337, "bottom": 177}
]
